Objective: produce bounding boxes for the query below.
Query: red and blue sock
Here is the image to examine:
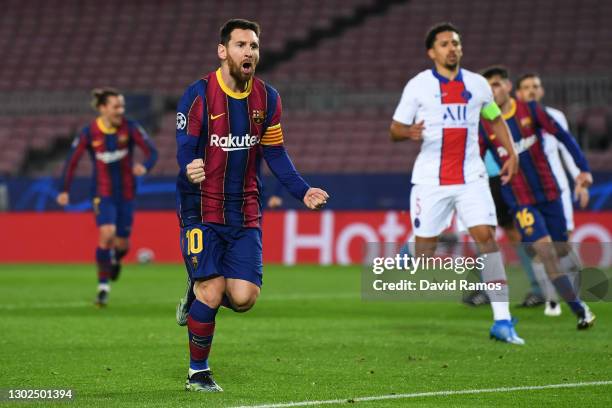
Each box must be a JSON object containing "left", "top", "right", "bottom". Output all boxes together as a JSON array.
[
  {"left": 188, "top": 299, "right": 218, "bottom": 371},
  {"left": 552, "top": 275, "right": 585, "bottom": 317},
  {"left": 96, "top": 247, "right": 112, "bottom": 284}
]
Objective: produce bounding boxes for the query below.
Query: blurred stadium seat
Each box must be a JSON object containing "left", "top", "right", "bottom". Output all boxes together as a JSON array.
[{"left": 0, "top": 0, "right": 610, "bottom": 176}]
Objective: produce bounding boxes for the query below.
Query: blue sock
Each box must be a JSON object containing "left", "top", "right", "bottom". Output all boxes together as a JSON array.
[
  {"left": 552, "top": 275, "right": 585, "bottom": 317},
  {"left": 95, "top": 247, "right": 112, "bottom": 284},
  {"left": 188, "top": 299, "right": 218, "bottom": 371}
]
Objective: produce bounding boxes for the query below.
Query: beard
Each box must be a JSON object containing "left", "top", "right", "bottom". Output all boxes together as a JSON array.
[{"left": 227, "top": 54, "right": 254, "bottom": 88}]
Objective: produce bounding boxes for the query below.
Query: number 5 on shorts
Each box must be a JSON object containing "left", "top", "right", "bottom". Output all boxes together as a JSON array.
[{"left": 186, "top": 228, "right": 203, "bottom": 255}]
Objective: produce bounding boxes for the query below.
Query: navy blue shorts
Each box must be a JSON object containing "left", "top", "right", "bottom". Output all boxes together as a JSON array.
[
  {"left": 93, "top": 197, "right": 134, "bottom": 238},
  {"left": 180, "top": 223, "right": 263, "bottom": 287},
  {"left": 512, "top": 199, "right": 568, "bottom": 243}
]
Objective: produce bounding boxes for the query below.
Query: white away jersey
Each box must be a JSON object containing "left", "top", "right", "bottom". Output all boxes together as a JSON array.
[{"left": 393, "top": 68, "right": 494, "bottom": 185}]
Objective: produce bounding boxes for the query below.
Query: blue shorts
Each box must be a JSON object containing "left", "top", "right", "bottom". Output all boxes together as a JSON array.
[
  {"left": 512, "top": 199, "right": 568, "bottom": 243},
  {"left": 180, "top": 223, "right": 263, "bottom": 287},
  {"left": 93, "top": 197, "right": 134, "bottom": 238}
]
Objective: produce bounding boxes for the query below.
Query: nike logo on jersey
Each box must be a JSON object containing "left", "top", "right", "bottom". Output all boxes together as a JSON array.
[
  {"left": 210, "top": 113, "right": 226, "bottom": 120},
  {"left": 92, "top": 140, "right": 103, "bottom": 147}
]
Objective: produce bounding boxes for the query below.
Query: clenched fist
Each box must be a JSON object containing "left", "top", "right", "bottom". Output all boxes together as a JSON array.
[
  {"left": 56, "top": 192, "right": 69, "bottom": 206},
  {"left": 133, "top": 163, "right": 147, "bottom": 176},
  {"left": 303, "top": 187, "right": 329, "bottom": 210},
  {"left": 186, "top": 159, "right": 205, "bottom": 183}
]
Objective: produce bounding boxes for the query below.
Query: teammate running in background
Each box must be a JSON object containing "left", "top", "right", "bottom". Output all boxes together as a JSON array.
[
  {"left": 57, "top": 88, "right": 158, "bottom": 306},
  {"left": 175, "top": 19, "right": 328, "bottom": 392},
  {"left": 515, "top": 73, "right": 589, "bottom": 316},
  {"left": 390, "top": 23, "right": 524, "bottom": 345},
  {"left": 479, "top": 66, "right": 595, "bottom": 329}
]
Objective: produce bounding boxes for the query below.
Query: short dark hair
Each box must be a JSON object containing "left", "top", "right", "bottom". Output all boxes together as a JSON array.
[
  {"left": 425, "top": 22, "right": 460, "bottom": 49},
  {"left": 219, "top": 19, "right": 261, "bottom": 45},
  {"left": 516, "top": 72, "right": 540, "bottom": 89},
  {"left": 91, "top": 87, "right": 121, "bottom": 108},
  {"left": 481, "top": 65, "right": 510, "bottom": 80}
]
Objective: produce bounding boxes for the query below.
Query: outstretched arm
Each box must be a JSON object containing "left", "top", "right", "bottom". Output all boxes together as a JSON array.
[
  {"left": 486, "top": 114, "right": 518, "bottom": 184},
  {"left": 529, "top": 101, "right": 592, "bottom": 190},
  {"left": 132, "top": 123, "right": 158, "bottom": 175},
  {"left": 57, "top": 130, "right": 88, "bottom": 206}
]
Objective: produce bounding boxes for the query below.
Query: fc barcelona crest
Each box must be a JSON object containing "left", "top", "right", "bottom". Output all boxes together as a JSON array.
[
  {"left": 252, "top": 110, "right": 265, "bottom": 125},
  {"left": 118, "top": 132, "right": 129, "bottom": 143}
]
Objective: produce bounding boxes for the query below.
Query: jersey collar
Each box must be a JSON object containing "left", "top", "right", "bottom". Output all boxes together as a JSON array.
[
  {"left": 216, "top": 68, "right": 253, "bottom": 99},
  {"left": 96, "top": 117, "right": 118, "bottom": 134},
  {"left": 502, "top": 98, "right": 517, "bottom": 120},
  {"left": 431, "top": 67, "right": 463, "bottom": 83}
]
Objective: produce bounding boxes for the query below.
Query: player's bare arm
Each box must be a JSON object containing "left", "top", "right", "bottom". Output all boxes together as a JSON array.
[
  {"left": 389, "top": 120, "right": 425, "bottom": 142},
  {"left": 186, "top": 159, "right": 205, "bottom": 183},
  {"left": 488, "top": 116, "right": 518, "bottom": 184}
]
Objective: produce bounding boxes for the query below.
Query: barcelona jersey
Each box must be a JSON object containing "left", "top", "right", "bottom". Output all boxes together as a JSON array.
[
  {"left": 59, "top": 117, "right": 157, "bottom": 200},
  {"left": 176, "top": 69, "right": 310, "bottom": 229},
  {"left": 479, "top": 99, "right": 589, "bottom": 207}
]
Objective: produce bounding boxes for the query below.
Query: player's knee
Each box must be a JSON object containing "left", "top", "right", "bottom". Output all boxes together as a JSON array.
[
  {"left": 98, "top": 225, "right": 116, "bottom": 248},
  {"left": 470, "top": 226, "right": 498, "bottom": 253},
  {"left": 533, "top": 242, "right": 556, "bottom": 263},
  {"left": 227, "top": 288, "right": 259, "bottom": 313},
  {"left": 193, "top": 278, "right": 225, "bottom": 309}
]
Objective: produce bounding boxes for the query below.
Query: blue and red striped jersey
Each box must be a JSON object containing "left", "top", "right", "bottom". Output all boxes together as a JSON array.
[
  {"left": 59, "top": 117, "right": 158, "bottom": 200},
  {"left": 176, "top": 69, "right": 310, "bottom": 228},
  {"left": 479, "top": 99, "right": 589, "bottom": 207}
]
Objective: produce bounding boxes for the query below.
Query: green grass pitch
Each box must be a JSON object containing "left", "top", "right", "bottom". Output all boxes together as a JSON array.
[{"left": 1, "top": 264, "right": 611, "bottom": 407}]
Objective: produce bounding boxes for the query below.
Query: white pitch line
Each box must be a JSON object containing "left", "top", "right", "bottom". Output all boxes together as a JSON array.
[{"left": 231, "top": 380, "right": 612, "bottom": 408}]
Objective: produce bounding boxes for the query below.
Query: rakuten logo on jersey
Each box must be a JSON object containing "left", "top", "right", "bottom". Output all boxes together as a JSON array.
[
  {"left": 210, "top": 133, "right": 260, "bottom": 152},
  {"left": 497, "top": 134, "right": 537, "bottom": 157},
  {"left": 95, "top": 149, "right": 128, "bottom": 163}
]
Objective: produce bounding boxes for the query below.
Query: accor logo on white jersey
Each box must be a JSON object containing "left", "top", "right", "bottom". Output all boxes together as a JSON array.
[{"left": 210, "top": 133, "right": 260, "bottom": 152}]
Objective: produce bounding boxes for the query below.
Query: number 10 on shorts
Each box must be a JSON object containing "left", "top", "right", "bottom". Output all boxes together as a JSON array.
[{"left": 185, "top": 228, "right": 203, "bottom": 255}]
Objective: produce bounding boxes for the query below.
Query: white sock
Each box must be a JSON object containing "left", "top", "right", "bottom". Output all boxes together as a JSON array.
[
  {"left": 188, "top": 368, "right": 210, "bottom": 377},
  {"left": 482, "top": 251, "right": 511, "bottom": 321},
  {"left": 97, "top": 283, "right": 110, "bottom": 292},
  {"left": 531, "top": 261, "right": 558, "bottom": 302}
]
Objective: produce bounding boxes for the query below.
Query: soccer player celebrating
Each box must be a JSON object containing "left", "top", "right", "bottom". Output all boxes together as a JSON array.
[
  {"left": 390, "top": 23, "right": 524, "bottom": 344},
  {"left": 175, "top": 19, "right": 328, "bottom": 392},
  {"left": 515, "top": 73, "right": 587, "bottom": 316},
  {"left": 57, "top": 88, "right": 158, "bottom": 306},
  {"left": 478, "top": 66, "right": 595, "bottom": 330}
]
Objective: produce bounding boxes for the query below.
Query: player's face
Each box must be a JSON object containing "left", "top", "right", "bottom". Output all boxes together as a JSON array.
[
  {"left": 99, "top": 95, "right": 125, "bottom": 127},
  {"left": 487, "top": 75, "right": 512, "bottom": 107},
  {"left": 428, "top": 31, "right": 462, "bottom": 70},
  {"left": 516, "top": 77, "right": 544, "bottom": 102},
  {"left": 220, "top": 29, "right": 260, "bottom": 84}
]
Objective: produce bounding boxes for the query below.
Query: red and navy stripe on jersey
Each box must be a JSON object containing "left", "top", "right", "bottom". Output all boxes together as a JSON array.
[
  {"left": 176, "top": 69, "right": 310, "bottom": 229},
  {"left": 59, "top": 117, "right": 158, "bottom": 200},
  {"left": 479, "top": 99, "right": 589, "bottom": 207}
]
